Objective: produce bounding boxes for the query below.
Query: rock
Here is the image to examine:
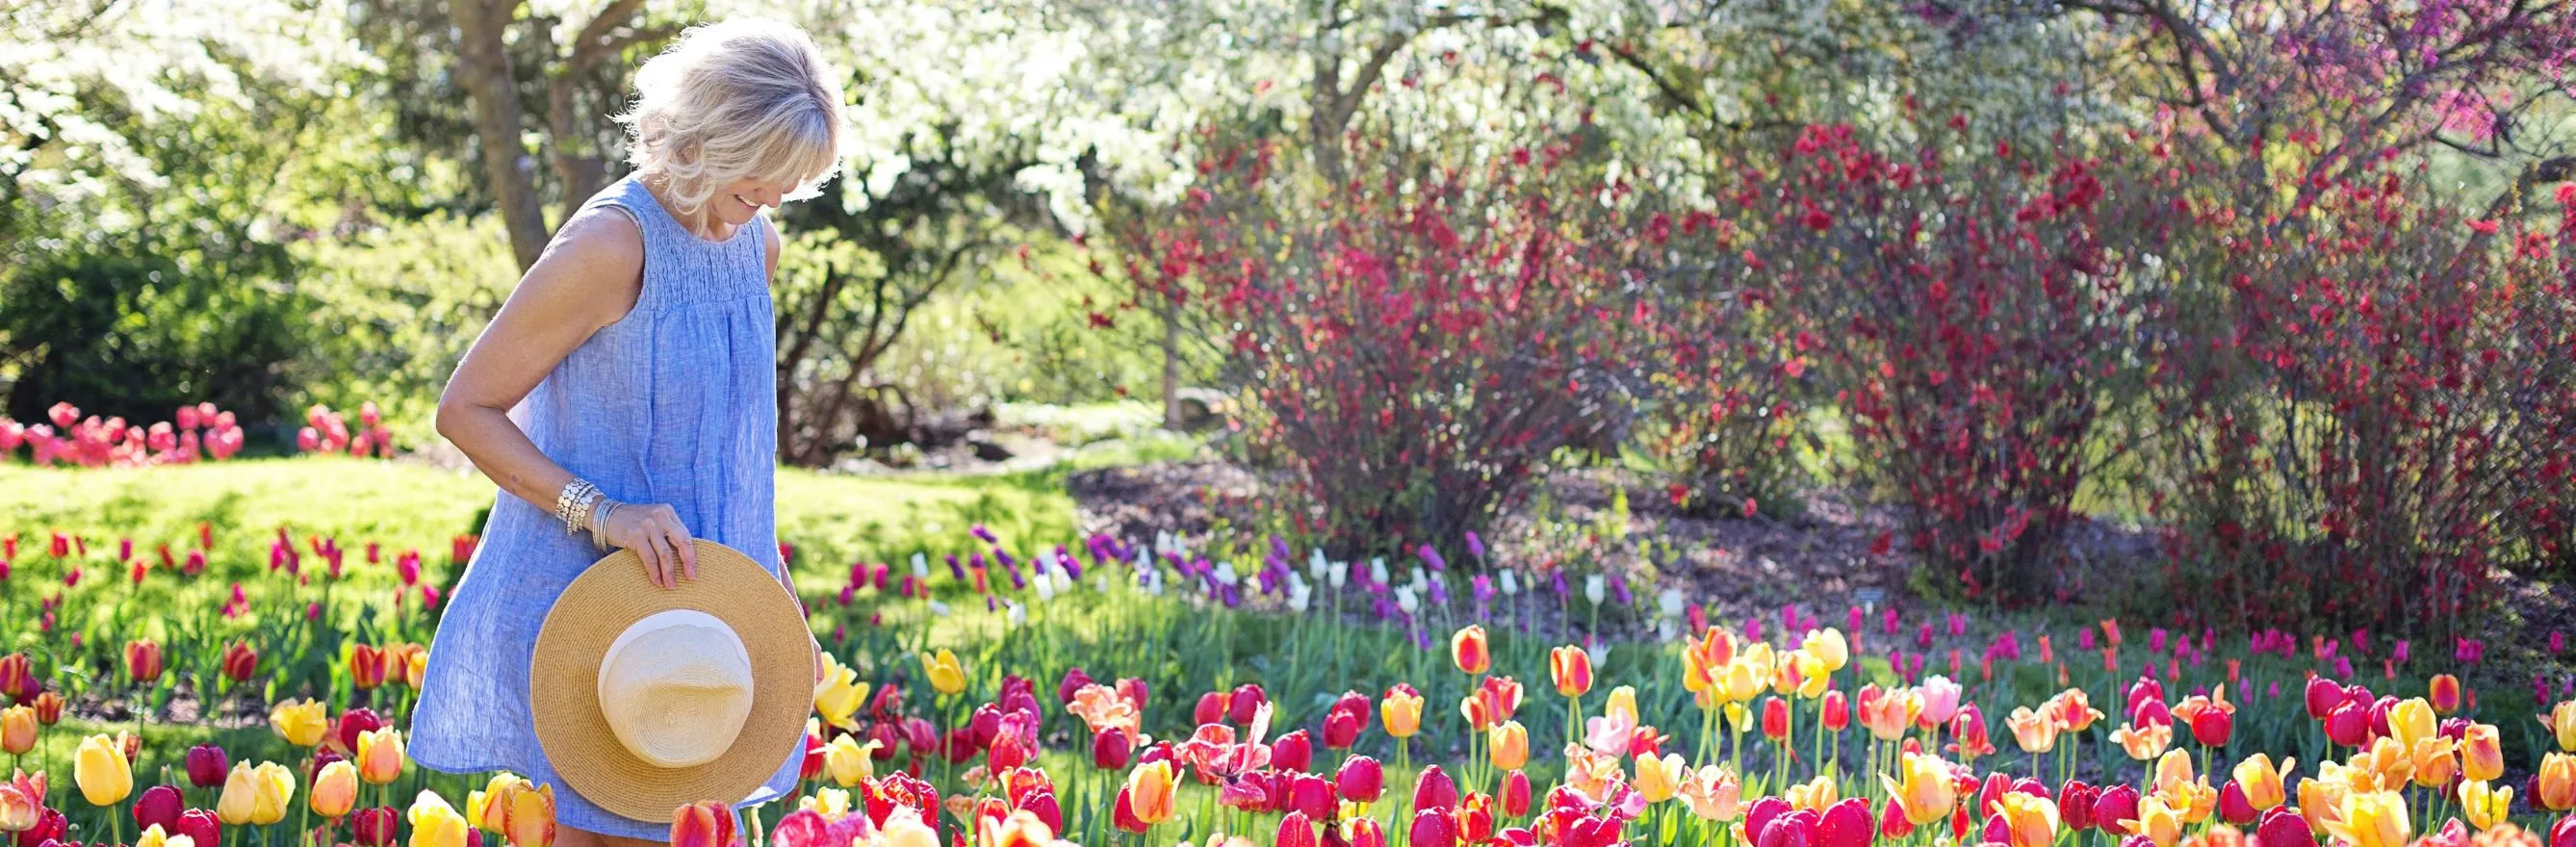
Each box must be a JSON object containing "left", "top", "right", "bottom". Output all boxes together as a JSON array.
[
  {"left": 969, "top": 437, "right": 1013, "bottom": 462},
  {"left": 1172, "top": 388, "right": 1231, "bottom": 431}
]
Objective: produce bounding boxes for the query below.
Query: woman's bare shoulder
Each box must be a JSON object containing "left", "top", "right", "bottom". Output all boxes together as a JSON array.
[{"left": 522, "top": 206, "right": 648, "bottom": 329}]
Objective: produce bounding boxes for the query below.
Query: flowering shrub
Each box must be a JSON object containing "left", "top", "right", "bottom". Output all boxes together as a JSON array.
[
  {"left": 1, "top": 401, "right": 246, "bottom": 467},
  {"left": 1150, "top": 125, "right": 1671, "bottom": 559},
  {"left": 2142, "top": 160, "right": 2576, "bottom": 636},
  {"left": 1722, "top": 119, "right": 2177, "bottom": 603}
]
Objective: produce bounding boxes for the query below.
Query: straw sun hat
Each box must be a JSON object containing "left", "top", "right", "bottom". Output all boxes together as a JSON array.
[{"left": 529, "top": 540, "right": 812, "bottom": 823}]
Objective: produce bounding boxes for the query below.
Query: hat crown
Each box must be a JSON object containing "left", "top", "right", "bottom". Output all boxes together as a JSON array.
[{"left": 596, "top": 609, "right": 754, "bottom": 768}]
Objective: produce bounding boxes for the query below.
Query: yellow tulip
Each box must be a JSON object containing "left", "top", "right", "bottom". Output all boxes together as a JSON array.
[
  {"left": 2321, "top": 790, "right": 2410, "bottom": 847},
  {"left": 269, "top": 699, "right": 329, "bottom": 747},
  {"left": 1790, "top": 653, "right": 1830, "bottom": 699},
  {"left": 2231, "top": 754, "right": 2293, "bottom": 811},
  {"left": 1880, "top": 752, "right": 1956, "bottom": 826},
  {"left": 409, "top": 790, "right": 472, "bottom": 847},
  {"left": 882, "top": 808, "right": 940, "bottom": 847},
  {"left": 1382, "top": 687, "right": 1424, "bottom": 738},
  {"left": 2356, "top": 737, "right": 2411, "bottom": 790},
  {"left": 2007, "top": 706, "right": 2057, "bottom": 754},
  {"left": 357, "top": 728, "right": 406, "bottom": 785},
  {"left": 466, "top": 774, "right": 524, "bottom": 831},
  {"left": 813, "top": 654, "right": 867, "bottom": 732},
  {"left": 1786, "top": 774, "right": 1837, "bottom": 812},
  {"left": 2538, "top": 753, "right": 2576, "bottom": 811},
  {"left": 135, "top": 824, "right": 194, "bottom": 847},
  {"left": 2461, "top": 723, "right": 2505, "bottom": 783},
  {"left": 250, "top": 761, "right": 295, "bottom": 825},
  {"left": 74, "top": 732, "right": 132, "bottom": 807},
  {"left": 923, "top": 650, "right": 966, "bottom": 696},
  {"left": 218, "top": 762, "right": 259, "bottom": 826},
  {"left": 1633, "top": 753, "right": 1683, "bottom": 804},
  {"left": 2409, "top": 736, "right": 2457, "bottom": 789},
  {"left": 2121, "top": 795, "right": 2183, "bottom": 847},
  {"left": 2459, "top": 781, "right": 2512, "bottom": 831},
  {"left": 2388, "top": 698, "right": 2435, "bottom": 750},
  {"left": 1123, "top": 760, "right": 1176, "bottom": 826},
  {"left": 498, "top": 781, "right": 556, "bottom": 847},
  {"left": 2544, "top": 701, "right": 2576, "bottom": 754},
  {"left": 823, "top": 733, "right": 878, "bottom": 786},
  {"left": 1488, "top": 721, "right": 1529, "bottom": 771},
  {"left": 800, "top": 786, "right": 851, "bottom": 819},
  {"left": 1606, "top": 686, "right": 1638, "bottom": 728},
  {"left": 2152, "top": 750, "right": 2197, "bottom": 799},
  {"left": 1995, "top": 792, "right": 2060, "bottom": 847},
  {"left": 2302, "top": 763, "right": 2356, "bottom": 831},
  {"left": 0, "top": 706, "right": 34, "bottom": 756},
  {"left": 311, "top": 760, "right": 358, "bottom": 819},
  {"left": 1719, "top": 658, "right": 1765, "bottom": 705},
  {"left": 1801, "top": 629, "right": 1849, "bottom": 673}
]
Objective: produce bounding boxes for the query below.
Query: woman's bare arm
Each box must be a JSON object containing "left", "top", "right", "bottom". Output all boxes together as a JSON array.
[{"left": 434, "top": 208, "right": 700, "bottom": 585}]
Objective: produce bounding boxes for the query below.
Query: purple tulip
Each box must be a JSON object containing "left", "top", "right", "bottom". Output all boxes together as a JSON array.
[
  {"left": 1464, "top": 531, "right": 1484, "bottom": 559},
  {"left": 1419, "top": 544, "right": 1446, "bottom": 573}
]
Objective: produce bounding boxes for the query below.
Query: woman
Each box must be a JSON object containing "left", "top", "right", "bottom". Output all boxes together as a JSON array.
[{"left": 412, "top": 18, "right": 846, "bottom": 847}]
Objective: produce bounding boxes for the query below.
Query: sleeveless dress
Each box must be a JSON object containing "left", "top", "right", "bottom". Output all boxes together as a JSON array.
[{"left": 412, "top": 172, "right": 801, "bottom": 839}]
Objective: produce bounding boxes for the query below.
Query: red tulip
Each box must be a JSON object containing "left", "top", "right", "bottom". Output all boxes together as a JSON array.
[
  {"left": 1480, "top": 677, "right": 1525, "bottom": 725},
  {"left": 0, "top": 654, "right": 29, "bottom": 701},
  {"left": 2325, "top": 701, "right": 2372, "bottom": 747},
  {"left": 1821, "top": 690, "right": 1851, "bottom": 732},
  {"left": 1279, "top": 811, "right": 1320, "bottom": 847},
  {"left": 2057, "top": 781, "right": 2098, "bottom": 832},
  {"left": 2218, "top": 781, "right": 2257, "bottom": 825},
  {"left": 1761, "top": 809, "right": 1821, "bottom": 847},
  {"left": 1323, "top": 707, "right": 1365, "bottom": 750},
  {"left": 1290, "top": 774, "right": 1335, "bottom": 822},
  {"left": 1503, "top": 770, "right": 1532, "bottom": 818},
  {"left": 1817, "top": 798, "right": 1874, "bottom": 847},
  {"left": 1413, "top": 765, "right": 1459, "bottom": 811},
  {"left": 185, "top": 745, "right": 228, "bottom": 789},
  {"left": 2546, "top": 814, "right": 2572, "bottom": 847},
  {"left": 2366, "top": 695, "right": 2397, "bottom": 737},
  {"left": 132, "top": 784, "right": 182, "bottom": 833},
  {"left": 349, "top": 645, "right": 384, "bottom": 691},
  {"left": 2093, "top": 785, "right": 2140, "bottom": 835},
  {"left": 1229, "top": 683, "right": 1268, "bottom": 725},
  {"left": 670, "top": 801, "right": 737, "bottom": 847},
  {"left": 1056, "top": 668, "right": 1094, "bottom": 705},
  {"left": 2190, "top": 706, "right": 2233, "bottom": 747},
  {"left": 2429, "top": 675, "right": 2463, "bottom": 715},
  {"left": 1092, "top": 728, "right": 1132, "bottom": 770},
  {"left": 1336, "top": 756, "right": 1384, "bottom": 803},
  {"left": 801, "top": 728, "right": 825, "bottom": 779},
  {"left": 1349, "top": 818, "right": 1388, "bottom": 847},
  {"left": 1746, "top": 797, "right": 1790, "bottom": 842},
  {"left": 174, "top": 808, "right": 220, "bottom": 847},
  {"left": 1195, "top": 691, "right": 1227, "bottom": 726},
  {"left": 1879, "top": 798, "right": 1913, "bottom": 839},
  {"left": 219, "top": 642, "right": 258, "bottom": 683},
  {"left": 124, "top": 640, "right": 163, "bottom": 683},
  {"left": 17, "top": 807, "right": 65, "bottom": 847},
  {"left": 351, "top": 807, "right": 399, "bottom": 847},
  {"left": 1763, "top": 698, "right": 1790, "bottom": 740},
  {"left": 1271, "top": 730, "right": 1313, "bottom": 772},
  {"left": 1410, "top": 808, "right": 1458, "bottom": 847},
  {"left": 30, "top": 692, "right": 61, "bottom": 725}
]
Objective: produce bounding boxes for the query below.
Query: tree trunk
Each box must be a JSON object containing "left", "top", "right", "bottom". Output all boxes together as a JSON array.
[
  {"left": 1161, "top": 295, "right": 1182, "bottom": 430},
  {"left": 449, "top": 0, "right": 551, "bottom": 271}
]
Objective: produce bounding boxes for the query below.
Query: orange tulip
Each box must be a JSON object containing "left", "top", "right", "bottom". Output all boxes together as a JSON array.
[
  {"left": 2409, "top": 736, "right": 2457, "bottom": 788},
  {"left": 309, "top": 760, "right": 358, "bottom": 819},
  {"left": 2460, "top": 723, "right": 2504, "bottom": 783},
  {"left": 355, "top": 728, "right": 405, "bottom": 785},
  {"left": 1452, "top": 627, "right": 1489, "bottom": 675},
  {"left": 1122, "top": 761, "right": 1177, "bottom": 827},
  {"left": 1488, "top": 721, "right": 1529, "bottom": 771},
  {"left": 2543, "top": 701, "right": 2576, "bottom": 754},
  {"left": 2049, "top": 689, "right": 2105, "bottom": 733},
  {"left": 350, "top": 645, "right": 385, "bottom": 691},
  {"left": 1683, "top": 629, "right": 1735, "bottom": 695},
  {"left": 1995, "top": 792, "right": 2061, "bottom": 847},
  {"left": 668, "top": 801, "right": 736, "bottom": 847},
  {"left": 496, "top": 781, "right": 555, "bottom": 847},
  {"left": 1550, "top": 647, "right": 1593, "bottom": 698},
  {"left": 2537, "top": 753, "right": 2576, "bottom": 811},
  {"left": 1382, "top": 687, "right": 1424, "bottom": 738},
  {"left": 2429, "top": 675, "right": 2463, "bottom": 715},
  {"left": 0, "top": 706, "right": 33, "bottom": 756},
  {"left": 2112, "top": 721, "right": 2172, "bottom": 761},
  {"left": 2007, "top": 706, "right": 2057, "bottom": 754},
  {"left": 124, "top": 640, "right": 163, "bottom": 683},
  {"left": 2231, "top": 754, "right": 2292, "bottom": 811}
]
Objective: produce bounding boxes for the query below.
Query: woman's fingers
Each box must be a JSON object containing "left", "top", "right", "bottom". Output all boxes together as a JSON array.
[{"left": 634, "top": 526, "right": 667, "bottom": 588}]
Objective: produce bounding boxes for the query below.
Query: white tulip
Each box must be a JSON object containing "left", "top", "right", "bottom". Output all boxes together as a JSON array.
[
  {"left": 1396, "top": 586, "right": 1420, "bottom": 614},
  {"left": 927, "top": 600, "right": 952, "bottom": 617},
  {"left": 1658, "top": 588, "right": 1686, "bottom": 619},
  {"left": 1327, "top": 560, "right": 1350, "bottom": 589},
  {"left": 1368, "top": 557, "right": 1389, "bottom": 585},
  {"left": 1499, "top": 571, "right": 1520, "bottom": 596},
  {"left": 1584, "top": 575, "right": 1607, "bottom": 605},
  {"left": 911, "top": 552, "right": 929, "bottom": 579}
]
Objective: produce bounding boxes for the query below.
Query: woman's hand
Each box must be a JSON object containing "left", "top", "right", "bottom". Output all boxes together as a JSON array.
[{"left": 600, "top": 503, "right": 697, "bottom": 589}]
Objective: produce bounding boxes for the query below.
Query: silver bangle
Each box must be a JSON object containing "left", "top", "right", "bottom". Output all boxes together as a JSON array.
[
  {"left": 589, "top": 500, "right": 622, "bottom": 551},
  {"left": 554, "top": 479, "right": 600, "bottom": 535}
]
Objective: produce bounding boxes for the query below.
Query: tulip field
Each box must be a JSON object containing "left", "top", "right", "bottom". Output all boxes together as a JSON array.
[{"left": 1, "top": 457, "right": 2574, "bottom": 847}]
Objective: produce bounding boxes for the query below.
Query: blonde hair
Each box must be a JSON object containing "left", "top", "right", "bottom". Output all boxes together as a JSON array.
[{"left": 616, "top": 18, "right": 846, "bottom": 221}]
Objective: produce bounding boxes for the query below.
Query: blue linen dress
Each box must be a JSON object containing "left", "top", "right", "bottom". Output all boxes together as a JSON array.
[{"left": 411, "top": 172, "right": 802, "bottom": 839}]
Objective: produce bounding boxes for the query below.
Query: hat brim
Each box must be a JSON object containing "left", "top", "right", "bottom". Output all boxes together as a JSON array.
[{"left": 530, "top": 539, "right": 811, "bottom": 824}]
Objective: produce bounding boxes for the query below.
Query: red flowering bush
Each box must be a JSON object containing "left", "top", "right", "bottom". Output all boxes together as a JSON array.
[
  {"left": 2142, "top": 161, "right": 2576, "bottom": 635},
  {"left": 1147, "top": 126, "right": 1673, "bottom": 557},
  {"left": 1722, "top": 120, "right": 2183, "bottom": 603}
]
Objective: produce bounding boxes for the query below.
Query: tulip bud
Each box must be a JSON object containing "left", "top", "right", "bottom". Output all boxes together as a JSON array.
[
  {"left": 352, "top": 807, "right": 399, "bottom": 847},
  {"left": 133, "top": 785, "right": 183, "bottom": 834},
  {"left": 1410, "top": 808, "right": 1458, "bottom": 847},
  {"left": 186, "top": 745, "right": 228, "bottom": 789},
  {"left": 1229, "top": 683, "right": 1268, "bottom": 726},
  {"left": 667, "top": 801, "right": 736, "bottom": 847},
  {"left": 1336, "top": 756, "right": 1384, "bottom": 803},
  {"left": 175, "top": 808, "right": 221, "bottom": 847},
  {"left": 2093, "top": 785, "right": 2140, "bottom": 835},
  {"left": 1271, "top": 730, "right": 1313, "bottom": 773},
  {"left": 1763, "top": 698, "right": 1790, "bottom": 740},
  {"left": 1816, "top": 798, "right": 1873, "bottom": 847},
  {"left": 1414, "top": 764, "right": 1459, "bottom": 811},
  {"left": 1194, "top": 691, "right": 1227, "bottom": 726}
]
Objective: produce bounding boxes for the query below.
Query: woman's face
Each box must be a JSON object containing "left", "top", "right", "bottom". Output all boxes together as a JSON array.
[{"left": 708, "top": 175, "right": 797, "bottom": 229}]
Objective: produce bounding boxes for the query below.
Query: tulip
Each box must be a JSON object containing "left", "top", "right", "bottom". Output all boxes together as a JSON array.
[
  {"left": 1277, "top": 811, "right": 1319, "bottom": 847},
  {"left": 2321, "top": 791, "right": 2409, "bottom": 847},
  {"left": 76, "top": 732, "right": 133, "bottom": 806},
  {"left": 1992, "top": 792, "right": 2059, "bottom": 847},
  {"left": 249, "top": 761, "right": 294, "bottom": 825},
  {"left": 2058, "top": 781, "right": 2099, "bottom": 832},
  {"left": 1115, "top": 761, "right": 1175, "bottom": 831},
  {"left": 0, "top": 707, "right": 32, "bottom": 757},
  {"left": 1503, "top": 770, "right": 1533, "bottom": 817},
  {"left": 1488, "top": 722, "right": 1528, "bottom": 771},
  {"left": 134, "top": 824, "right": 192, "bottom": 847},
  {"left": 1092, "top": 728, "right": 1132, "bottom": 770},
  {"left": 2540, "top": 753, "right": 2576, "bottom": 811},
  {"left": 1551, "top": 646, "right": 1594, "bottom": 698},
  {"left": 922, "top": 650, "right": 966, "bottom": 696},
  {"left": 219, "top": 641, "right": 258, "bottom": 684},
  {"left": 353, "top": 807, "right": 400, "bottom": 847},
  {"left": 1821, "top": 690, "right": 1851, "bottom": 733},
  {"left": 1949, "top": 705, "right": 1995, "bottom": 758},
  {"left": 1191, "top": 691, "right": 1225, "bottom": 726},
  {"left": 1759, "top": 808, "right": 1819, "bottom": 847},
  {"left": 2120, "top": 795, "right": 2183, "bottom": 847},
  {"left": 822, "top": 734, "right": 876, "bottom": 786},
  {"left": 2460, "top": 781, "right": 2512, "bottom": 831},
  {"left": 496, "top": 781, "right": 554, "bottom": 847},
  {"left": 1452, "top": 627, "right": 1489, "bottom": 675},
  {"left": 1336, "top": 756, "right": 1384, "bottom": 803},
  {"left": 812, "top": 654, "right": 866, "bottom": 732},
  {"left": 1268, "top": 729, "right": 1312, "bottom": 773},
  {"left": 1410, "top": 808, "right": 1458, "bottom": 847},
  {"left": 2410, "top": 735, "right": 2458, "bottom": 788},
  {"left": 1323, "top": 691, "right": 1369, "bottom": 748},
  {"left": 2051, "top": 689, "right": 2106, "bottom": 733},
  {"left": 218, "top": 762, "right": 259, "bottom": 825},
  {"left": 1383, "top": 685, "right": 1424, "bottom": 738},
  {"left": 1762, "top": 698, "right": 1790, "bottom": 740},
  {"left": 1414, "top": 765, "right": 1459, "bottom": 811},
  {"left": 1228, "top": 683, "right": 1268, "bottom": 725},
  {"left": 2231, "top": 754, "right": 2291, "bottom": 811},
  {"left": 356, "top": 727, "right": 405, "bottom": 784},
  {"left": 2218, "top": 782, "right": 2256, "bottom": 826},
  {"left": 1883, "top": 752, "right": 1957, "bottom": 826},
  {"left": 269, "top": 699, "right": 329, "bottom": 747},
  {"left": 1918, "top": 676, "right": 1962, "bottom": 726},
  {"left": 1632, "top": 753, "right": 1683, "bottom": 804},
  {"left": 1787, "top": 775, "right": 1839, "bottom": 812},
  {"left": 2388, "top": 698, "right": 2435, "bottom": 750},
  {"left": 0, "top": 772, "right": 40, "bottom": 832},
  {"left": 2008, "top": 707, "right": 2058, "bottom": 754},
  {"left": 174, "top": 808, "right": 219, "bottom": 847},
  {"left": 2429, "top": 675, "right": 2463, "bottom": 715},
  {"left": 350, "top": 645, "right": 385, "bottom": 691},
  {"left": 2254, "top": 808, "right": 2309, "bottom": 847},
  {"left": 1804, "top": 629, "right": 1851, "bottom": 673},
  {"left": 125, "top": 640, "right": 164, "bottom": 683},
  {"left": 2461, "top": 723, "right": 2505, "bottom": 782},
  {"left": 134, "top": 784, "right": 184, "bottom": 834},
  {"left": 2325, "top": 701, "right": 2372, "bottom": 748},
  {"left": 183, "top": 744, "right": 228, "bottom": 789},
  {"left": 2547, "top": 701, "right": 2576, "bottom": 754},
  {"left": 1344, "top": 818, "right": 1389, "bottom": 847},
  {"left": 311, "top": 760, "right": 358, "bottom": 818},
  {"left": 0, "top": 655, "right": 25, "bottom": 702},
  {"left": 667, "top": 800, "right": 735, "bottom": 847},
  {"left": 2094, "top": 785, "right": 2141, "bottom": 836},
  {"left": 2112, "top": 721, "right": 2172, "bottom": 761},
  {"left": 1815, "top": 797, "right": 1871, "bottom": 847},
  {"left": 30, "top": 691, "right": 62, "bottom": 726}
]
